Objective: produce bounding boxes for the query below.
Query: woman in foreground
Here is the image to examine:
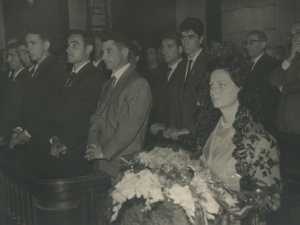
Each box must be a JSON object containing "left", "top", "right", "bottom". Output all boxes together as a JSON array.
[{"left": 198, "top": 42, "right": 281, "bottom": 225}]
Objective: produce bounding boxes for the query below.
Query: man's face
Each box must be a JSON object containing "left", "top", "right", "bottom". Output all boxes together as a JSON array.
[
  {"left": 94, "top": 37, "right": 103, "bottom": 60},
  {"left": 17, "top": 45, "right": 33, "bottom": 68},
  {"left": 181, "top": 29, "right": 202, "bottom": 58},
  {"left": 146, "top": 47, "right": 158, "bottom": 63},
  {"left": 26, "top": 33, "right": 48, "bottom": 62},
  {"left": 289, "top": 23, "right": 300, "bottom": 44},
  {"left": 102, "top": 40, "right": 128, "bottom": 72},
  {"left": 67, "top": 34, "right": 90, "bottom": 65},
  {"left": 7, "top": 48, "right": 22, "bottom": 71},
  {"left": 245, "top": 34, "right": 265, "bottom": 59},
  {"left": 161, "top": 39, "right": 182, "bottom": 65}
]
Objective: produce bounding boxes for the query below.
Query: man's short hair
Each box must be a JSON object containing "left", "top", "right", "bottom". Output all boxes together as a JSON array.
[
  {"left": 102, "top": 30, "right": 131, "bottom": 50},
  {"left": 7, "top": 42, "right": 19, "bottom": 50},
  {"left": 69, "top": 29, "right": 95, "bottom": 48},
  {"left": 247, "top": 30, "right": 267, "bottom": 42},
  {"left": 16, "top": 39, "right": 27, "bottom": 49},
  {"left": 179, "top": 18, "right": 204, "bottom": 37},
  {"left": 161, "top": 32, "right": 181, "bottom": 47},
  {"left": 26, "top": 27, "right": 52, "bottom": 43}
]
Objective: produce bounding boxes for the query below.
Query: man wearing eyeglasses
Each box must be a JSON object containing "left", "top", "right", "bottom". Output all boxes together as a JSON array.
[{"left": 245, "top": 30, "right": 281, "bottom": 134}]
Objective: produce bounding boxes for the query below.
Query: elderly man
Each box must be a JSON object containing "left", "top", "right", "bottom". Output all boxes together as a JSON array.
[
  {"left": 85, "top": 30, "right": 152, "bottom": 180},
  {"left": 16, "top": 40, "right": 35, "bottom": 73},
  {"left": 246, "top": 30, "right": 281, "bottom": 133},
  {"left": 50, "top": 30, "right": 107, "bottom": 177}
]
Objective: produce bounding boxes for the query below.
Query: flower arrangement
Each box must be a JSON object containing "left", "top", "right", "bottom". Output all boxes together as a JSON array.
[{"left": 108, "top": 147, "right": 243, "bottom": 224}]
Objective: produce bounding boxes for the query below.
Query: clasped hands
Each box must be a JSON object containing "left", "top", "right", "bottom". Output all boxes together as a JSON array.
[
  {"left": 10, "top": 128, "right": 31, "bottom": 149},
  {"left": 150, "top": 123, "right": 189, "bottom": 139},
  {"left": 50, "top": 136, "right": 67, "bottom": 158},
  {"left": 84, "top": 143, "right": 104, "bottom": 161}
]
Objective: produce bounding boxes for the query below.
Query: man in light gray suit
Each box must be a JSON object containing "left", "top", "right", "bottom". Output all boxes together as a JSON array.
[{"left": 85, "top": 30, "right": 152, "bottom": 179}]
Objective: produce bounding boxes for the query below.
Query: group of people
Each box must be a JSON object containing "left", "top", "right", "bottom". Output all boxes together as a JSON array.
[{"left": 1, "top": 16, "right": 300, "bottom": 224}]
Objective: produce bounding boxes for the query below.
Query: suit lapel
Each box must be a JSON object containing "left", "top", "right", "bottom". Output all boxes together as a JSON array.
[{"left": 101, "top": 66, "right": 135, "bottom": 110}]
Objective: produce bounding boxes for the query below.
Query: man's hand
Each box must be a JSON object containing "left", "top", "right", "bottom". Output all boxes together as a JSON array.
[
  {"left": 84, "top": 143, "right": 104, "bottom": 161},
  {"left": 163, "top": 127, "right": 189, "bottom": 139},
  {"left": 10, "top": 128, "right": 30, "bottom": 149},
  {"left": 50, "top": 137, "right": 67, "bottom": 158},
  {"left": 227, "top": 205, "right": 252, "bottom": 220},
  {"left": 286, "top": 39, "right": 300, "bottom": 63},
  {"left": 150, "top": 123, "right": 166, "bottom": 135},
  {"left": 163, "top": 126, "right": 177, "bottom": 139}
]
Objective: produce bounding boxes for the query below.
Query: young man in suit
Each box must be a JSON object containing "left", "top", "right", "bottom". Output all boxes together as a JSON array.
[
  {"left": 246, "top": 30, "right": 281, "bottom": 134},
  {"left": 149, "top": 32, "right": 183, "bottom": 135},
  {"left": 164, "top": 18, "right": 211, "bottom": 139},
  {"left": 0, "top": 42, "right": 30, "bottom": 144},
  {"left": 85, "top": 30, "right": 152, "bottom": 180},
  {"left": 10, "top": 28, "right": 67, "bottom": 178},
  {"left": 93, "top": 34, "right": 111, "bottom": 79},
  {"left": 49, "top": 30, "right": 107, "bottom": 177}
]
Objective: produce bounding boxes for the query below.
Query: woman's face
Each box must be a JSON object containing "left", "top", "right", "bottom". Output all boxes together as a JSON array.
[{"left": 209, "top": 69, "right": 240, "bottom": 110}]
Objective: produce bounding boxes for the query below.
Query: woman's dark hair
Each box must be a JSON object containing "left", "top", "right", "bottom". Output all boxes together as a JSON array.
[{"left": 196, "top": 42, "right": 261, "bottom": 152}]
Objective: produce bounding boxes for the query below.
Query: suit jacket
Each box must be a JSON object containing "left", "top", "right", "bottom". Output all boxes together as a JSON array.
[
  {"left": 54, "top": 62, "right": 107, "bottom": 176},
  {"left": 151, "top": 63, "right": 181, "bottom": 126},
  {"left": 95, "top": 60, "right": 111, "bottom": 79},
  {"left": 251, "top": 53, "right": 281, "bottom": 132},
  {"left": 270, "top": 56, "right": 300, "bottom": 133},
  {"left": 18, "top": 55, "right": 68, "bottom": 177},
  {"left": 169, "top": 51, "right": 211, "bottom": 135},
  {"left": 88, "top": 65, "right": 152, "bottom": 177},
  {"left": 0, "top": 69, "right": 30, "bottom": 141}
]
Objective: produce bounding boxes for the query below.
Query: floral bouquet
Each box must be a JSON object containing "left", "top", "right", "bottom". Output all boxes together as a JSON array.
[{"left": 107, "top": 147, "right": 243, "bottom": 225}]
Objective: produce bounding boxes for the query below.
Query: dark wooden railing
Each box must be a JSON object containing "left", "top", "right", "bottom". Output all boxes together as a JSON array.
[{"left": 0, "top": 146, "right": 111, "bottom": 225}]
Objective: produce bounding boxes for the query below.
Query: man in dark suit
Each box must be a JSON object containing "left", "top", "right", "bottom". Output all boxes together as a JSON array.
[
  {"left": 0, "top": 42, "right": 30, "bottom": 144},
  {"left": 10, "top": 28, "right": 67, "bottom": 178},
  {"left": 93, "top": 34, "right": 111, "bottom": 79},
  {"left": 85, "top": 30, "right": 152, "bottom": 179},
  {"left": 149, "top": 32, "right": 183, "bottom": 135},
  {"left": 164, "top": 18, "right": 211, "bottom": 139},
  {"left": 49, "top": 30, "right": 107, "bottom": 177},
  {"left": 245, "top": 30, "right": 281, "bottom": 133}
]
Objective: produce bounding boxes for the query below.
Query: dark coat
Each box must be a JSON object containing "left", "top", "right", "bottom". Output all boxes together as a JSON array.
[
  {"left": 251, "top": 53, "right": 281, "bottom": 132},
  {"left": 95, "top": 60, "right": 111, "bottom": 79},
  {"left": 0, "top": 69, "right": 30, "bottom": 141},
  {"left": 19, "top": 55, "right": 68, "bottom": 177},
  {"left": 270, "top": 55, "right": 300, "bottom": 133},
  {"left": 151, "top": 62, "right": 181, "bottom": 127},
  {"left": 169, "top": 51, "right": 211, "bottom": 135},
  {"left": 55, "top": 62, "right": 107, "bottom": 176}
]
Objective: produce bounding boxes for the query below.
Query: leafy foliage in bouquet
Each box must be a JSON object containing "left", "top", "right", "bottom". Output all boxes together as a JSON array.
[{"left": 108, "top": 147, "right": 243, "bottom": 225}]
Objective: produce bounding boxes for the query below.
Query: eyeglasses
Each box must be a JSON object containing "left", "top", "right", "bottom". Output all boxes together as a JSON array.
[
  {"left": 245, "top": 40, "right": 262, "bottom": 46},
  {"left": 287, "top": 31, "right": 300, "bottom": 40}
]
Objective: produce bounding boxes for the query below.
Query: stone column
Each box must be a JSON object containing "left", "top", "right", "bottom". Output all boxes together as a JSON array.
[
  {"left": 68, "top": 0, "right": 87, "bottom": 30},
  {"left": 0, "top": 0, "right": 6, "bottom": 62}
]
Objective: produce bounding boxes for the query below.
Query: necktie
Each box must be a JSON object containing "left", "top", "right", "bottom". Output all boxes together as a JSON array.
[
  {"left": 250, "top": 60, "right": 254, "bottom": 71},
  {"left": 30, "top": 64, "right": 36, "bottom": 77},
  {"left": 65, "top": 72, "right": 77, "bottom": 89},
  {"left": 185, "top": 59, "right": 193, "bottom": 86},
  {"left": 109, "top": 76, "right": 117, "bottom": 95},
  {"left": 166, "top": 67, "right": 172, "bottom": 81}
]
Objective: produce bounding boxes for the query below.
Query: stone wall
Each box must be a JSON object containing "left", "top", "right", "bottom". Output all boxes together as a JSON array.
[{"left": 222, "top": 0, "right": 299, "bottom": 49}]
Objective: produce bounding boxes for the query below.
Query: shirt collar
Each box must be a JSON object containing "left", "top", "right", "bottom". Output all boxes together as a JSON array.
[
  {"left": 169, "top": 57, "right": 182, "bottom": 70},
  {"left": 93, "top": 59, "right": 102, "bottom": 67},
  {"left": 112, "top": 63, "right": 131, "bottom": 81},
  {"left": 188, "top": 48, "right": 202, "bottom": 61},
  {"left": 9, "top": 67, "right": 25, "bottom": 79},
  {"left": 72, "top": 60, "right": 90, "bottom": 73},
  {"left": 252, "top": 52, "right": 264, "bottom": 64}
]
